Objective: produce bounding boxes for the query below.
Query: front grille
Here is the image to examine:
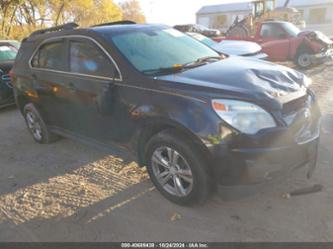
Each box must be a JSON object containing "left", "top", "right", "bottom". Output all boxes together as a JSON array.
[
  {"left": 282, "top": 93, "right": 315, "bottom": 126},
  {"left": 282, "top": 93, "right": 320, "bottom": 144},
  {"left": 282, "top": 94, "right": 309, "bottom": 115}
]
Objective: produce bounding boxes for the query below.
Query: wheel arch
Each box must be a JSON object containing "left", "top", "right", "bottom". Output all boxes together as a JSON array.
[
  {"left": 136, "top": 118, "right": 211, "bottom": 168},
  {"left": 296, "top": 41, "right": 313, "bottom": 56},
  {"left": 15, "top": 93, "right": 30, "bottom": 114}
]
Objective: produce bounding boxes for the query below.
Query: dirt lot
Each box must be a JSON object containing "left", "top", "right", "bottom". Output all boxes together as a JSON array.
[{"left": 0, "top": 62, "right": 333, "bottom": 242}]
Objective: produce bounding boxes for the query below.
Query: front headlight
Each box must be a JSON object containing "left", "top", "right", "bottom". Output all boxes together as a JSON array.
[{"left": 212, "top": 99, "right": 276, "bottom": 134}]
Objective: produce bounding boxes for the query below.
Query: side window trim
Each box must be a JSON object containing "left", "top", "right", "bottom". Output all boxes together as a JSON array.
[{"left": 29, "top": 35, "right": 122, "bottom": 81}]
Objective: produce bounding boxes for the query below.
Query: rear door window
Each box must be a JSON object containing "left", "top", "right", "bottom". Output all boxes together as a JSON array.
[
  {"left": 31, "top": 41, "right": 66, "bottom": 71},
  {"left": 69, "top": 40, "right": 115, "bottom": 78}
]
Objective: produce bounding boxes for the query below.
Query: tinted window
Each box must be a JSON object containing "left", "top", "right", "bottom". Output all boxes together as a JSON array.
[
  {"left": 260, "top": 24, "right": 285, "bottom": 39},
  {"left": 70, "top": 41, "right": 114, "bottom": 78},
  {"left": 32, "top": 41, "right": 65, "bottom": 70}
]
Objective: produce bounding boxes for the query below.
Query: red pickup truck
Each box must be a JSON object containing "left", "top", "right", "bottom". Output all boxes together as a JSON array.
[{"left": 214, "top": 21, "right": 333, "bottom": 68}]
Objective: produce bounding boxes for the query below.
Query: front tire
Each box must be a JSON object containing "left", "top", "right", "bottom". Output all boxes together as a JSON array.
[
  {"left": 295, "top": 50, "right": 313, "bottom": 69},
  {"left": 145, "top": 129, "right": 212, "bottom": 205},
  {"left": 23, "top": 103, "right": 60, "bottom": 144}
]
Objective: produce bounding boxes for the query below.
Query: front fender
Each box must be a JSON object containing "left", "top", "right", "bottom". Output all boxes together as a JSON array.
[{"left": 131, "top": 93, "right": 223, "bottom": 166}]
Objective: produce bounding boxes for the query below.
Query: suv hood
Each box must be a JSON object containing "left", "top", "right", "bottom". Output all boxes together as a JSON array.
[{"left": 157, "top": 56, "right": 308, "bottom": 107}]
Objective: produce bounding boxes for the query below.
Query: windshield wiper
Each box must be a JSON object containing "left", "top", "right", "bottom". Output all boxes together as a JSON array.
[
  {"left": 142, "top": 66, "right": 184, "bottom": 75},
  {"left": 142, "top": 56, "right": 224, "bottom": 76},
  {"left": 182, "top": 56, "right": 224, "bottom": 68}
]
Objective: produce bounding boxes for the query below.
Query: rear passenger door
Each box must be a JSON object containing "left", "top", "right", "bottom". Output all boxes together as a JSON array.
[
  {"left": 30, "top": 39, "right": 68, "bottom": 127},
  {"left": 62, "top": 37, "right": 120, "bottom": 140}
]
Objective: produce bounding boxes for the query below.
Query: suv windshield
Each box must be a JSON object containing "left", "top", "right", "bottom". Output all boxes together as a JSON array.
[
  {"left": 110, "top": 28, "right": 219, "bottom": 75},
  {"left": 0, "top": 45, "right": 17, "bottom": 61},
  {"left": 281, "top": 22, "right": 300, "bottom": 37}
]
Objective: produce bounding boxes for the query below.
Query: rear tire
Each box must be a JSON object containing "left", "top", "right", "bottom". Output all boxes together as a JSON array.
[
  {"left": 23, "top": 103, "right": 60, "bottom": 144},
  {"left": 145, "top": 129, "right": 212, "bottom": 205}
]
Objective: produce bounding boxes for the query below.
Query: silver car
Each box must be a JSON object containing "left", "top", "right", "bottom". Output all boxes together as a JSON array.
[{"left": 187, "top": 32, "right": 268, "bottom": 60}]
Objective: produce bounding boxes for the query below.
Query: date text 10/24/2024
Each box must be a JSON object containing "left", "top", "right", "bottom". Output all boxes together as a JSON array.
[{"left": 120, "top": 242, "right": 208, "bottom": 248}]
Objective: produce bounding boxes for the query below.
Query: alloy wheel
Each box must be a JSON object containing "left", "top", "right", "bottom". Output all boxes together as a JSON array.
[
  {"left": 26, "top": 111, "right": 43, "bottom": 141},
  {"left": 151, "top": 146, "right": 194, "bottom": 197},
  {"left": 298, "top": 53, "right": 312, "bottom": 68}
]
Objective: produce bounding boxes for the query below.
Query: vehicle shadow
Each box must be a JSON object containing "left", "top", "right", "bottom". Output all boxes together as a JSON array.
[
  {"left": 0, "top": 104, "right": 16, "bottom": 112},
  {"left": 0, "top": 108, "right": 149, "bottom": 233}
]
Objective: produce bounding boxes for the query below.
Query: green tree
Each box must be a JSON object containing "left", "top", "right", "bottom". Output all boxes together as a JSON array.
[
  {"left": 120, "top": 0, "right": 146, "bottom": 23},
  {"left": 0, "top": 0, "right": 123, "bottom": 40}
]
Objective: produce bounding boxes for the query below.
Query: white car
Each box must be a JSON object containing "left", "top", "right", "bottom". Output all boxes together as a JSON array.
[{"left": 187, "top": 32, "right": 268, "bottom": 60}]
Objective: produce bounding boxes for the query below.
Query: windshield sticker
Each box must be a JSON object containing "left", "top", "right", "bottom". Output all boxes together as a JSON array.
[{"left": 163, "top": 28, "right": 185, "bottom": 37}]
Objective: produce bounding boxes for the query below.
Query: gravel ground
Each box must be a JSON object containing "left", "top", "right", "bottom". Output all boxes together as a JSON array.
[{"left": 0, "top": 62, "right": 332, "bottom": 242}]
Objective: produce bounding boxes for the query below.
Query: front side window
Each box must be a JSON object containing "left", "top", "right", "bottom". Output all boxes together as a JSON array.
[
  {"left": 70, "top": 40, "right": 115, "bottom": 78},
  {"left": 253, "top": 2, "right": 265, "bottom": 17},
  {"left": 110, "top": 28, "right": 219, "bottom": 74},
  {"left": 32, "top": 41, "right": 65, "bottom": 70}
]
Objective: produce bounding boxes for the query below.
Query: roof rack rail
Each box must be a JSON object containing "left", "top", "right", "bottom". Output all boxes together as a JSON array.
[
  {"left": 30, "top": 22, "right": 79, "bottom": 37},
  {"left": 92, "top": 20, "right": 136, "bottom": 27}
]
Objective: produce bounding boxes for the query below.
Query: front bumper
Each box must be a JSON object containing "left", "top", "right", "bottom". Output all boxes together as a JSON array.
[
  {"left": 311, "top": 48, "right": 333, "bottom": 64},
  {"left": 210, "top": 95, "right": 321, "bottom": 186}
]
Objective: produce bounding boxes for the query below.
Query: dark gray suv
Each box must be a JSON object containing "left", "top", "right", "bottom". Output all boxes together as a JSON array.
[{"left": 11, "top": 21, "right": 320, "bottom": 205}]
